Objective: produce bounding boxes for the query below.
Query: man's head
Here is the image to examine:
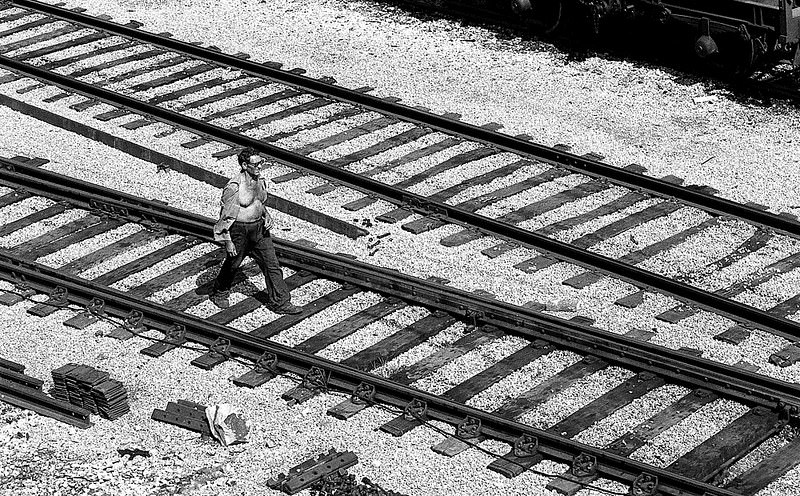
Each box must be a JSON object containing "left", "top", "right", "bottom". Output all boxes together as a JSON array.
[{"left": 238, "top": 147, "right": 264, "bottom": 178}]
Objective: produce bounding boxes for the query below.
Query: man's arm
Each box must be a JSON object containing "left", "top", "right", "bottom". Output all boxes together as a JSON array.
[
  {"left": 213, "top": 183, "right": 239, "bottom": 242},
  {"left": 258, "top": 178, "right": 275, "bottom": 231}
]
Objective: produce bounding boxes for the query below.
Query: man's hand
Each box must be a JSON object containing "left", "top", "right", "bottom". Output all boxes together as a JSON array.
[
  {"left": 263, "top": 212, "right": 275, "bottom": 232},
  {"left": 225, "top": 240, "right": 237, "bottom": 257}
]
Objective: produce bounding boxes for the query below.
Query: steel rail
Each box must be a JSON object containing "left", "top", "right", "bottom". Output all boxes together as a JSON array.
[
  {"left": 0, "top": 253, "right": 741, "bottom": 496},
  {"left": 4, "top": 56, "right": 800, "bottom": 346},
  {"left": 2, "top": 157, "right": 799, "bottom": 418},
  {"left": 9, "top": 0, "right": 800, "bottom": 240},
  {"left": 0, "top": 376, "right": 92, "bottom": 428}
]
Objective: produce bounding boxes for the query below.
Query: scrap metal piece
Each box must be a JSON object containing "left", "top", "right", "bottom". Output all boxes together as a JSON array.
[
  {"left": 267, "top": 448, "right": 358, "bottom": 495},
  {"left": 151, "top": 400, "right": 211, "bottom": 436}
]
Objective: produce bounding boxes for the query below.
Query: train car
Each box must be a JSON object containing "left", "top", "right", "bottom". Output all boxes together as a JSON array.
[{"left": 406, "top": 0, "right": 800, "bottom": 70}]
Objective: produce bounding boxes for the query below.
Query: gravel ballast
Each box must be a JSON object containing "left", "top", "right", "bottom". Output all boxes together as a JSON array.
[{"left": 3, "top": 0, "right": 800, "bottom": 494}]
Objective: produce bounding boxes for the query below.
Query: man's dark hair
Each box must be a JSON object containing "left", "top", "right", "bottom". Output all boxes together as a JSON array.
[{"left": 238, "top": 147, "right": 259, "bottom": 166}]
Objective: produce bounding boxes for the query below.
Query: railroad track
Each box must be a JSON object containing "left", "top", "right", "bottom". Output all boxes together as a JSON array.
[
  {"left": 2, "top": 0, "right": 800, "bottom": 359},
  {"left": 3, "top": 155, "right": 800, "bottom": 496}
]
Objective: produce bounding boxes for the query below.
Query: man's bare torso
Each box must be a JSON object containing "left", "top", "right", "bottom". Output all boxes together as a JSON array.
[{"left": 235, "top": 172, "right": 264, "bottom": 222}]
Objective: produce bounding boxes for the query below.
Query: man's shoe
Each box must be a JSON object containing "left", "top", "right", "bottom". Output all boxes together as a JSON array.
[
  {"left": 273, "top": 302, "right": 302, "bottom": 315},
  {"left": 209, "top": 290, "right": 230, "bottom": 309},
  {"left": 195, "top": 284, "right": 215, "bottom": 296}
]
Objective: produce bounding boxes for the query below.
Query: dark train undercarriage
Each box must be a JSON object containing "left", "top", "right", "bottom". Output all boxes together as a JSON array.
[{"left": 411, "top": 0, "right": 800, "bottom": 71}]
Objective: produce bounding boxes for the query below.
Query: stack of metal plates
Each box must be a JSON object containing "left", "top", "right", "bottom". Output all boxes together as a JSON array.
[
  {"left": 93, "top": 378, "right": 130, "bottom": 420},
  {"left": 50, "top": 363, "right": 129, "bottom": 420}
]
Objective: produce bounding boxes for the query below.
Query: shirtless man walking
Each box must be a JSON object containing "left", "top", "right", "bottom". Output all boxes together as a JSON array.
[{"left": 205, "top": 147, "right": 301, "bottom": 314}]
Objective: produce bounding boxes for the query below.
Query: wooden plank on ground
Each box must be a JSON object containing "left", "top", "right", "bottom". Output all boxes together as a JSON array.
[
  {"left": 127, "top": 62, "right": 217, "bottom": 92},
  {"left": 0, "top": 203, "right": 65, "bottom": 237},
  {"left": 438, "top": 168, "right": 577, "bottom": 247},
  {"left": 329, "top": 126, "right": 432, "bottom": 167},
  {"left": 13, "top": 32, "right": 106, "bottom": 61},
  {"left": 234, "top": 97, "right": 332, "bottom": 134},
  {"left": 67, "top": 48, "right": 165, "bottom": 79},
  {"left": 668, "top": 406, "right": 784, "bottom": 481},
  {"left": 718, "top": 252, "right": 800, "bottom": 299},
  {"left": 606, "top": 389, "right": 719, "bottom": 456},
  {"left": 0, "top": 25, "right": 82, "bottom": 54},
  {"left": 0, "top": 10, "right": 33, "bottom": 23},
  {"left": 457, "top": 167, "right": 574, "bottom": 214},
  {"left": 537, "top": 191, "right": 644, "bottom": 237},
  {"left": 341, "top": 313, "right": 456, "bottom": 371},
  {"left": 724, "top": 434, "right": 800, "bottom": 495},
  {"left": 341, "top": 137, "right": 462, "bottom": 211},
  {"left": 164, "top": 262, "right": 263, "bottom": 311},
  {"left": 295, "top": 116, "right": 397, "bottom": 155},
  {"left": 401, "top": 160, "right": 535, "bottom": 235},
  {"left": 205, "top": 271, "right": 318, "bottom": 324},
  {"left": 392, "top": 147, "right": 496, "bottom": 191},
  {"left": 570, "top": 201, "right": 683, "bottom": 249},
  {"left": 492, "top": 356, "right": 608, "bottom": 419},
  {"left": 0, "top": 17, "right": 53, "bottom": 38},
  {"left": 26, "top": 218, "right": 122, "bottom": 260},
  {"left": 295, "top": 297, "right": 407, "bottom": 353},
  {"left": 547, "top": 372, "right": 665, "bottom": 438},
  {"left": 89, "top": 55, "right": 187, "bottom": 89},
  {"left": 442, "top": 342, "right": 553, "bottom": 402},
  {"left": 0, "top": 357, "right": 25, "bottom": 373},
  {"left": 38, "top": 40, "right": 133, "bottom": 71},
  {"left": 0, "top": 190, "right": 31, "bottom": 209},
  {"left": 389, "top": 326, "right": 502, "bottom": 385},
  {"left": 59, "top": 229, "right": 152, "bottom": 274},
  {"left": 199, "top": 88, "right": 301, "bottom": 122},
  {"left": 91, "top": 238, "right": 197, "bottom": 285},
  {"left": 128, "top": 249, "right": 222, "bottom": 298},
  {"left": 10, "top": 214, "right": 99, "bottom": 257},
  {"left": 145, "top": 76, "right": 233, "bottom": 106},
  {"left": 178, "top": 80, "right": 267, "bottom": 110},
  {"left": 249, "top": 287, "right": 361, "bottom": 339},
  {"left": 566, "top": 217, "right": 720, "bottom": 290},
  {"left": 262, "top": 107, "right": 362, "bottom": 144}
]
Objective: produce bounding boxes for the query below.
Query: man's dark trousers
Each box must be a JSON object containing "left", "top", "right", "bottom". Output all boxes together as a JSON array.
[{"left": 214, "top": 220, "right": 290, "bottom": 308}]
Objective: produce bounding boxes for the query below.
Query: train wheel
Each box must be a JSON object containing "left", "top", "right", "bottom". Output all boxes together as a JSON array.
[
  {"left": 535, "top": 0, "right": 563, "bottom": 33},
  {"left": 511, "top": 0, "right": 562, "bottom": 34}
]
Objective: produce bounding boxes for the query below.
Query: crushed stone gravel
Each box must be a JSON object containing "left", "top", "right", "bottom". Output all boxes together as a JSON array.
[{"left": 4, "top": 0, "right": 800, "bottom": 493}]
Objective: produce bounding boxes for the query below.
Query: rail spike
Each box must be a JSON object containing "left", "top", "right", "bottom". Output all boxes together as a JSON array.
[
  {"left": 402, "top": 398, "right": 427, "bottom": 421},
  {"left": 629, "top": 473, "right": 658, "bottom": 496},
  {"left": 350, "top": 382, "right": 375, "bottom": 405},
  {"left": 571, "top": 452, "right": 597, "bottom": 477},
  {"left": 513, "top": 434, "right": 538, "bottom": 457},
  {"left": 455, "top": 416, "right": 481, "bottom": 439}
]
